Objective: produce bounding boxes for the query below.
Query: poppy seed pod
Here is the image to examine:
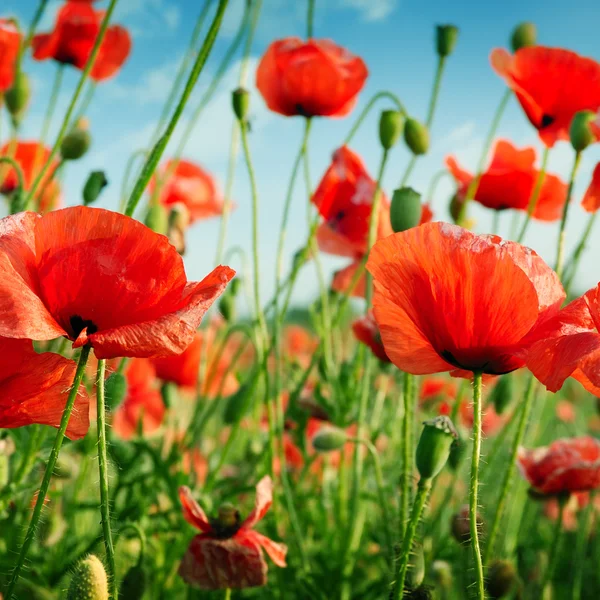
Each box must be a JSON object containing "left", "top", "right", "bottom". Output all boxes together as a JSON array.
[
  {"left": 379, "top": 110, "right": 404, "bottom": 150},
  {"left": 451, "top": 505, "right": 483, "bottom": 545},
  {"left": 510, "top": 22, "right": 537, "bottom": 52},
  {"left": 312, "top": 426, "right": 348, "bottom": 452},
  {"left": 232, "top": 87, "right": 250, "bottom": 121},
  {"left": 119, "top": 563, "right": 146, "bottom": 600},
  {"left": 144, "top": 203, "right": 168, "bottom": 235},
  {"left": 486, "top": 560, "right": 518, "bottom": 599},
  {"left": 404, "top": 118, "right": 429, "bottom": 155},
  {"left": 219, "top": 292, "right": 236, "bottom": 322},
  {"left": 60, "top": 119, "right": 91, "bottom": 160},
  {"left": 570, "top": 110, "right": 597, "bottom": 152},
  {"left": 415, "top": 416, "right": 458, "bottom": 479},
  {"left": 4, "top": 71, "right": 30, "bottom": 124},
  {"left": 490, "top": 374, "right": 514, "bottom": 414},
  {"left": 66, "top": 555, "right": 108, "bottom": 600},
  {"left": 390, "top": 187, "right": 423, "bottom": 233},
  {"left": 105, "top": 371, "right": 127, "bottom": 411},
  {"left": 436, "top": 25, "right": 459, "bottom": 57},
  {"left": 83, "top": 170, "right": 108, "bottom": 205}
]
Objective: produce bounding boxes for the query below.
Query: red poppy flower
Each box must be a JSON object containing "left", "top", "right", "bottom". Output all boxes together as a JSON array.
[
  {"left": 90, "top": 24, "right": 131, "bottom": 82},
  {"left": 352, "top": 312, "right": 390, "bottom": 362},
  {"left": 582, "top": 163, "right": 600, "bottom": 213},
  {"left": 0, "top": 207, "right": 234, "bottom": 359},
  {"left": 0, "top": 19, "right": 20, "bottom": 92},
  {"left": 179, "top": 476, "right": 287, "bottom": 589},
  {"left": 446, "top": 140, "right": 567, "bottom": 221},
  {"left": 420, "top": 203, "right": 434, "bottom": 224},
  {"left": 491, "top": 47, "right": 600, "bottom": 147},
  {"left": 556, "top": 400, "right": 576, "bottom": 424},
  {"left": 113, "top": 359, "right": 165, "bottom": 440},
  {"left": 0, "top": 337, "right": 88, "bottom": 439},
  {"left": 331, "top": 260, "right": 366, "bottom": 299},
  {"left": 517, "top": 436, "right": 600, "bottom": 495},
  {"left": 366, "top": 222, "right": 564, "bottom": 376},
  {"left": 256, "top": 38, "right": 368, "bottom": 118},
  {"left": 420, "top": 378, "right": 456, "bottom": 404}
]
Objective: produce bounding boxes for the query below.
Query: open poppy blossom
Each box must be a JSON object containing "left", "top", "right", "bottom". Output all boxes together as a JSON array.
[
  {"left": 582, "top": 163, "right": 600, "bottom": 213},
  {"left": 352, "top": 312, "right": 390, "bottom": 362},
  {"left": 256, "top": 38, "right": 368, "bottom": 117},
  {"left": 113, "top": 359, "right": 165, "bottom": 440},
  {"left": 179, "top": 476, "right": 287, "bottom": 589},
  {"left": 0, "top": 19, "right": 20, "bottom": 92},
  {"left": 0, "top": 207, "right": 234, "bottom": 359},
  {"left": 517, "top": 436, "right": 600, "bottom": 495},
  {"left": 491, "top": 47, "right": 600, "bottom": 147},
  {"left": 446, "top": 140, "right": 567, "bottom": 221},
  {"left": 366, "top": 222, "right": 564, "bottom": 377},
  {"left": 0, "top": 337, "right": 88, "bottom": 439}
]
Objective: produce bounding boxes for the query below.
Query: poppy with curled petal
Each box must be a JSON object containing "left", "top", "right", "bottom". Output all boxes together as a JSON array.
[
  {"left": 366, "top": 222, "right": 565, "bottom": 377},
  {"left": 352, "top": 312, "right": 390, "bottom": 362},
  {"left": 179, "top": 476, "right": 287, "bottom": 589},
  {"left": 491, "top": 47, "right": 600, "bottom": 147},
  {"left": 0, "top": 207, "right": 234, "bottom": 359},
  {"left": 446, "top": 139, "right": 567, "bottom": 221},
  {"left": 582, "top": 163, "right": 600, "bottom": 213},
  {"left": 256, "top": 38, "right": 367, "bottom": 118},
  {"left": 518, "top": 436, "right": 600, "bottom": 495},
  {"left": 0, "top": 19, "right": 20, "bottom": 92},
  {"left": 0, "top": 337, "right": 88, "bottom": 439}
]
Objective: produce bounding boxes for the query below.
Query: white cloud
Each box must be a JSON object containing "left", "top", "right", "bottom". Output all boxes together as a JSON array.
[{"left": 338, "top": 0, "right": 398, "bottom": 22}]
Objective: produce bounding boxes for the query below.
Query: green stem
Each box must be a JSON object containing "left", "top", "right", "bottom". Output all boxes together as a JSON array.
[
  {"left": 555, "top": 151, "right": 582, "bottom": 280},
  {"left": 11, "top": 425, "right": 44, "bottom": 487},
  {"left": 425, "top": 169, "right": 451, "bottom": 204},
  {"left": 564, "top": 212, "right": 598, "bottom": 294},
  {"left": 541, "top": 499, "right": 566, "bottom": 594},
  {"left": 470, "top": 371, "right": 485, "bottom": 600},
  {"left": 399, "top": 373, "right": 414, "bottom": 539},
  {"left": 119, "top": 149, "right": 147, "bottom": 212},
  {"left": 426, "top": 56, "right": 446, "bottom": 128},
  {"left": 39, "top": 65, "right": 64, "bottom": 150},
  {"left": 18, "top": 0, "right": 50, "bottom": 62},
  {"left": 224, "top": 589, "right": 231, "bottom": 600},
  {"left": 5, "top": 345, "right": 91, "bottom": 597},
  {"left": 394, "top": 477, "right": 433, "bottom": 599},
  {"left": 73, "top": 81, "right": 97, "bottom": 124},
  {"left": 572, "top": 490, "right": 596, "bottom": 600},
  {"left": 124, "top": 0, "right": 229, "bottom": 218},
  {"left": 516, "top": 146, "right": 550, "bottom": 243},
  {"left": 399, "top": 156, "right": 417, "bottom": 188},
  {"left": 307, "top": 0, "right": 315, "bottom": 37},
  {"left": 484, "top": 375, "right": 536, "bottom": 564}
]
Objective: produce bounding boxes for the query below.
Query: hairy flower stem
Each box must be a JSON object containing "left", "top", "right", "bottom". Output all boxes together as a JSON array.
[
  {"left": 517, "top": 147, "right": 550, "bottom": 242},
  {"left": 5, "top": 345, "right": 91, "bottom": 598},
  {"left": 399, "top": 372, "right": 414, "bottom": 538}
]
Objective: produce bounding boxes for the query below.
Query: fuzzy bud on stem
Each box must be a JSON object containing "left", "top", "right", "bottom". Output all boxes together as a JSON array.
[
  {"left": 570, "top": 110, "right": 597, "bottom": 152},
  {"left": 390, "top": 187, "right": 422, "bottom": 232},
  {"left": 415, "top": 416, "right": 457, "bottom": 479},
  {"left": 232, "top": 87, "right": 250, "bottom": 121},
  {"left": 67, "top": 555, "right": 108, "bottom": 600},
  {"left": 312, "top": 426, "right": 348, "bottom": 452},
  {"left": 379, "top": 110, "right": 404, "bottom": 150},
  {"left": 510, "top": 22, "right": 537, "bottom": 52},
  {"left": 404, "top": 118, "right": 430, "bottom": 155}
]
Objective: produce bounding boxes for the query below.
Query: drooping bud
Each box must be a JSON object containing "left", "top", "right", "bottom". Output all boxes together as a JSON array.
[
  {"left": 390, "top": 187, "right": 423, "bottom": 232},
  {"left": 67, "top": 555, "right": 108, "bottom": 600},
  {"left": 60, "top": 119, "right": 91, "bottom": 161},
  {"left": 404, "top": 118, "right": 430, "bottom": 155},
  {"left": 415, "top": 416, "right": 457, "bottom": 479},
  {"left": 105, "top": 371, "right": 127, "bottom": 411},
  {"left": 451, "top": 505, "right": 484, "bottom": 545},
  {"left": 490, "top": 374, "right": 514, "bottom": 415},
  {"left": 379, "top": 110, "right": 404, "bottom": 150},
  {"left": 510, "top": 22, "right": 537, "bottom": 52},
  {"left": 219, "top": 292, "right": 235, "bottom": 322},
  {"left": 232, "top": 87, "right": 250, "bottom": 121},
  {"left": 144, "top": 203, "right": 168, "bottom": 235},
  {"left": 312, "top": 426, "right": 348, "bottom": 452},
  {"left": 436, "top": 25, "right": 459, "bottom": 57},
  {"left": 570, "top": 110, "right": 597, "bottom": 152},
  {"left": 449, "top": 192, "right": 465, "bottom": 223},
  {"left": 5, "top": 71, "right": 31, "bottom": 125},
  {"left": 486, "top": 560, "right": 518, "bottom": 599},
  {"left": 119, "top": 563, "right": 146, "bottom": 600},
  {"left": 229, "top": 277, "right": 242, "bottom": 296},
  {"left": 83, "top": 171, "right": 108, "bottom": 205}
]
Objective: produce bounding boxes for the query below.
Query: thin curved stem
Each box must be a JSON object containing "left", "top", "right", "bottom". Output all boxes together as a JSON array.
[
  {"left": 5, "top": 345, "right": 91, "bottom": 597},
  {"left": 0, "top": 156, "right": 25, "bottom": 195},
  {"left": 425, "top": 169, "right": 451, "bottom": 204},
  {"left": 119, "top": 149, "right": 148, "bottom": 212},
  {"left": 426, "top": 56, "right": 446, "bottom": 128},
  {"left": 517, "top": 147, "right": 550, "bottom": 243}
]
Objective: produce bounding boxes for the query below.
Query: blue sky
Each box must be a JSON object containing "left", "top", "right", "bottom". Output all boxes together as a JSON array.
[{"left": 4, "top": 0, "right": 600, "bottom": 309}]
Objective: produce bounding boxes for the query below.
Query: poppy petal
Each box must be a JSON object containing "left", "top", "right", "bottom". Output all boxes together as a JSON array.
[
  {"left": 179, "top": 486, "right": 212, "bottom": 533},
  {"left": 242, "top": 476, "right": 273, "bottom": 529},
  {"left": 582, "top": 163, "right": 600, "bottom": 213},
  {"left": 251, "top": 531, "right": 288, "bottom": 568}
]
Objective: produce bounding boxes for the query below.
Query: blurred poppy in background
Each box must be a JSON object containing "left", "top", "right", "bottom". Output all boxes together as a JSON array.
[{"left": 0, "top": 19, "right": 20, "bottom": 92}]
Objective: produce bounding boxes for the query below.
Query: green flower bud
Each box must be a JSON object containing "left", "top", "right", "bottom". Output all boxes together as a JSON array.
[
  {"left": 312, "top": 426, "right": 348, "bottom": 452},
  {"left": 415, "top": 416, "right": 457, "bottom": 479},
  {"left": 486, "top": 559, "right": 518, "bottom": 599},
  {"left": 119, "top": 563, "right": 146, "bottom": 600},
  {"left": 570, "top": 110, "right": 597, "bottom": 152},
  {"left": 390, "top": 187, "right": 422, "bottom": 233},
  {"left": 490, "top": 374, "right": 514, "bottom": 415},
  {"left": 510, "top": 22, "right": 537, "bottom": 52},
  {"left": 219, "top": 292, "right": 236, "bottom": 322},
  {"left": 379, "top": 110, "right": 404, "bottom": 150},
  {"left": 229, "top": 277, "right": 242, "bottom": 296},
  {"left": 83, "top": 171, "right": 108, "bottom": 205},
  {"left": 105, "top": 371, "right": 127, "bottom": 411},
  {"left": 160, "top": 382, "right": 177, "bottom": 409},
  {"left": 9, "top": 188, "right": 26, "bottom": 214},
  {"left": 60, "top": 120, "right": 91, "bottom": 161},
  {"left": 436, "top": 25, "right": 459, "bottom": 57},
  {"left": 5, "top": 71, "right": 31, "bottom": 125},
  {"left": 449, "top": 192, "right": 464, "bottom": 223},
  {"left": 404, "top": 118, "right": 430, "bottom": 155},
  {"left": 232, "top": 87, "right": 250, "bottom": 121},
  {"left": 144, "top": 203, "right": 168, "bottom": 235},
  {"left": 67, "top": 555, "right": 108, "bottom": 600}
]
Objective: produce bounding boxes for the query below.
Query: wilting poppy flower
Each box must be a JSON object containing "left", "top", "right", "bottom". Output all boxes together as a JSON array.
[
  {"left": 582, "top": 163, "right": 600, "bottom": 213},
  {"left": 0, "top": 20, "right": 20, "bottom": 92},
  {"left": 179, "top": 476, "right": 287, "bottom": 589},
  {"left": 518, "top": 436, "right": 600, "bottom": 495},
  {"left": 0, "top": 207, "right": 234, "bottom": 359},
  {"left": 367, "top": 222, "right": 564, "bottom": 377},
  {"left": 256, "top": 38, "right": 368, "bottom": 118},
  {"left": 0, "top": 337, "right": 88, "bottom": 439},
  {"left": 352, "top": 312, "right": 390, "bottom": 362},
  {"left": 491, "top": 47, "right": 600, "bottom": 147},
  {"left": 446, "top": 140, "right": 567, "bottom": 221},
  {"left": 113, "top": 359, "right": 165, "bottom": 440}
]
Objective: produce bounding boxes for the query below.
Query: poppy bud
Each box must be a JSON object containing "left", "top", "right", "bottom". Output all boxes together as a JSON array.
[
  {"left": 229, "top": 277, "right": 242, "bottom": 296},
  {"left": 486, "top": 559, "right": 517, "bottom": 598},
  {"left": 404, "top": 118, "right": 429, "bottom": 155},
  {"left": 219, "top": 292, "right": 236, "bottom": 322},
  {"left": 436, "top": 25, "right": 459, "bottom": 57},
  {"left": 390, "top": 187, "right": 423, "bottom": 232},
  {"left": 415, "top": 416, "right": 458, "bottom": 479},
  {"left": 379, "top": 110, "right": 404, "bottom": 150},
  {"left": 431, "top": 560, "right": 452, "bottom": 590},
  {"left": 232, "top": 87, "right": 250, "bottom": 121},
  {"left": 161, "top": 382, "right": 176, "bottom": 409},
  {"left": 83, "top": 171, "right": 108, "bottom": 205},
  {"left": 570, "top": 110, "right": 597, "bottom": 152},
  {"left": 5, "top": 71, "right": 31, "bottom": 125},
  {"left": 451, "top": 505, "right": 484, "bottom": 545},
  {"left": 105, "top": 371, "right": 127, "bottom": 411},
  {"left": 490, "top": 374, "right": 514, "bottom": 414},
  {"left": 9, "top": 188, "right": 26, "bottom": 215},
  {"left": 67, "top": 555, "right": 108, "bottom": 600},
  {"left": 447, "top": 436, "right": 465, "bottom": 472},
  {"left": 144, "top": 203, "right": 168, "bottom": 235},
  {"left": 510, "top": 22, "right": 537, "bottom": 52},
  {"left": 60, "top": 119, "right": 91, "bottom": 161},
  {"left": 449, "top": 192, "right": 464, "bottom": 223},
  {"left": 119, "top": 563, "right": 146, "bottom": 600},
  {"left": 312, "top": 426, "right": 348, "bottom": 452}
]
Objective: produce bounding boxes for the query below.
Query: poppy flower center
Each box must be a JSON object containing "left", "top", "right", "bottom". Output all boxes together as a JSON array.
[
  {"left": 540, "top": 114, "right": 555, "bottom": 129},
  {"left": 70, "top": 315, "right": 98, "bottom": 339}
]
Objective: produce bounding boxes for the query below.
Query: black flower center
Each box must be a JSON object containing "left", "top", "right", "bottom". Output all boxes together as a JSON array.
[
  {"left": 540, "top": 114, "right": 555, "bottom": 129},
  {"left": 70, "top": 315, "right": 98, "bottom": 339}
]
